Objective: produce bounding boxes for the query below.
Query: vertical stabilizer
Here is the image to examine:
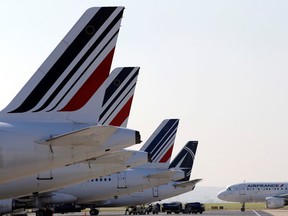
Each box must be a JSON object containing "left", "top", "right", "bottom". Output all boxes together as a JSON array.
[
  {"left": 98, "top": 67, "right": 139, "bottom": 127},
  {"left": 169, "top": 141, "right": 198, "bottom": 181},
  {"left": 65, "top": 67, "right": 139, "bottom": 125},
  {"left": 1, "top": 7, "right": 124, "bottom": 123},
  {"left": 138, "top": 119, "right": 179, "bottom": 169}
]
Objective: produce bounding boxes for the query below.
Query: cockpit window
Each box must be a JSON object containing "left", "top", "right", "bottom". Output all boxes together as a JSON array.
[{"left": 227, "top": 187, "right": 232, "bottom": 191}]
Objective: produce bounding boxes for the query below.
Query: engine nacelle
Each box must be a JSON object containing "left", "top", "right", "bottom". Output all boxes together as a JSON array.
[
  {"left": 53, "top": 203, "right": 83, "bottom": 214},
  {"left": 265, "top": 197, "right": 287, "bottom": 209},
  {"left": 0, "top": 199, "right": 13, "bottom": 215},
  {"left": 36, "top": 192, "right": 77, "bottom": 205},
  {"left": 0, "top": 199, "right": 29, "bottom": 214}
]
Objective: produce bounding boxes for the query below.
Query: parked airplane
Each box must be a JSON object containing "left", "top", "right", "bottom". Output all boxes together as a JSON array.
[
  {"left": 217, "top": 182, "right": 288, "bottom": 212},
  {"left": 0, "top": 66, "right": 145, "bottom": 201},
  {"left": 0, "top": 119, "right": 183, "bottom": 216},
  {"left": 54, "top": 119, "right": 184, "bottom": 203},
  {"left": 53, "top": 141, "right": 201, "bottom": 215},
  {"left": 0, "top": 7, "right": 142, "bottom": 184}
]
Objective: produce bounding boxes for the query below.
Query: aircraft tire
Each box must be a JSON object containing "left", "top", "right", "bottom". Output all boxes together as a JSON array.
[{"left": 90, "top": 208, "right": 99, "bottom": 215}]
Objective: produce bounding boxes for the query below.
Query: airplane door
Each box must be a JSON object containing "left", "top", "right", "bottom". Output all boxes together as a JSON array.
[
  {"left": 153, "top": 186, "right": 159, "bottom": 197},
  {"left": 37, "top": 170, "right": 53, "bottom": 180},
  {"left": 239, "top": 186, "right": 245, "bottom": 195},
  {"left": 117, "top": 172, "right": 127, "bottom": 188}
]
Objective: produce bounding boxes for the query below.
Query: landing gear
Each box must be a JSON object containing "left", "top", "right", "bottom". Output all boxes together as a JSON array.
[
  {"left": 89, "top": 208, "right": 99, "bottom": 215},
  {"left": 240, "top": 203, "right": 245, "bottom": 212},
  {"left": 36, "top": 208, "right": 53, "bottom": 216}
]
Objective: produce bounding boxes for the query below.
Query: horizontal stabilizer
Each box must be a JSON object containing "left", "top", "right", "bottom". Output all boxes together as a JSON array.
[
  {"left": 87, "top": 149, "right": 148, "bottom": 168},
  {"left": 37, "top": 125, "right": 118, "bottom": 146},
  {"left": 147, "top": 170, "right": 185, "bottom": 181},
  {"left": 37, "top": 125, "right": 141, "bottom": 153},
  {"left": 174, "top": 178, "right": 202, "bottom": 188}
]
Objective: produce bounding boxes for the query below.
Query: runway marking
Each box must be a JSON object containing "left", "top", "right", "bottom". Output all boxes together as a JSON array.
[{"left": 253, "top": 210, "right": 261, "bottom": 216}]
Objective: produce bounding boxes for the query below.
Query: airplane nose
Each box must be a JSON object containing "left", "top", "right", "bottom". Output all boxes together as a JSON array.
[{"left": 217, "top": 191, "right": 226, "bottom": 201}]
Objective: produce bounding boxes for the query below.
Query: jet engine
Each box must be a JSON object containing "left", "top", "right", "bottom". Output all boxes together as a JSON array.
[
  {"left": 265, "top": 197, "right": 288, "bottom": 209},
  {"left": 0, "top": 192, "right": 77, "bottom": 215},
  {"left": 53, "top": 203, "right": 83, "bottom": 214},
  {"left": 0, "top": 199, "right": 12, "bottom": 215},
  {"left": 0, "top": 199, "right": 26, "bottom": 215}
]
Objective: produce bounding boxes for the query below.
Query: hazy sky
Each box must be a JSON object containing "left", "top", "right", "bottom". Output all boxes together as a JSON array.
[{"left": 1, "top": 1, "right": 288, "bottom": 187}]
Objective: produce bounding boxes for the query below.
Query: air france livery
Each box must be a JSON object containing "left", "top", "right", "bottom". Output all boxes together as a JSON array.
[
  {"left": 0, "top": 67, "right": 145, "bottom": 201},
  {"left": 0, "top": 7, "right": 141, "bottom": 184},
  {"left": 217, "top": 182, "right": 288, "bottom": 212},
  {"left": 0, "top": 119, "right": 183, "bottom": 216},
  {"left": 53, "top": 141, "right": 201, "bottom": 215}
]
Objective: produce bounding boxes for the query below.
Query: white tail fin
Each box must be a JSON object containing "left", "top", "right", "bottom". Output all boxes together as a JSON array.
[
  {"left": 62, "top": 67, "right": 139, "bottom": 124},
  {"left": 98, "top": 67, "right": 139, "bottom": 127},
  {"left": 0, "top": 7, "right": 124, "bottom": 123},
  {"left": 138, "top": 119, "right": 179, "bottom": 169}
]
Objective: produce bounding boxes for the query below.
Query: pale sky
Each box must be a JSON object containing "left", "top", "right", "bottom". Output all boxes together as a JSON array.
[{"left": 1, "top": 1, "right": 288, "bottom": 187}]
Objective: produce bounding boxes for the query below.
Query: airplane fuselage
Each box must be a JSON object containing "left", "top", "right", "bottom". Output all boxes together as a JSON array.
[
  {"left": 91, "top": 180, "right": 196, "bottom": 207},
  {"left": 56, "top": 168, "right": 185, "bottom": 204},
  {"left": 217, "top": 183, "right": 288, "bottom": 203},
  {"left": 0, "top": 149, "right": 148, "bottom": 199},
  {"left": 0, "top": 121, "right": 137, "bottom": 184}
]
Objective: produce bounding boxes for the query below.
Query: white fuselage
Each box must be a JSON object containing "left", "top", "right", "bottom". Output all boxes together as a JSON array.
[
  {"left": 0, "top": 149, "right": 147, "bottom": 199},
  {"left": 0, "top": 121, "right": 137, "bottom": 184},
  {"left": 90, "top": 180, "right": 195, "bottom": 207},
  {"left": 217, "top": 182, "right": 288, "bottom": 203},
  {"left": 56, "top": 168, "right": 185, "bottom": 204}
]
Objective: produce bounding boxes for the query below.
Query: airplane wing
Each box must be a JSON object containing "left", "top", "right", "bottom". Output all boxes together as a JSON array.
[
  {"left": 15, "top": 192, "right": 77, "bottom": 205},
  {"left": 37, "top": 125, "right": 118, "bottom": 146},
  {"left": 146, "top": 170, "right": 184, "bottom": 180},
  {"left": 275, "top": 193, "right": 288, "bottom": 199},
  {"left": 173, "top": 178, "right": 202, "bottom": 188},
  {"left": 87, "top": 149, "right": 148, "bottom": 168}
]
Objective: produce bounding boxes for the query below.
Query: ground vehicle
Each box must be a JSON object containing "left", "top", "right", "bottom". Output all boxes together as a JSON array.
[
  {"left": 145, "top": 204, "right": 159, "bottom": 214},
  {"left": 125, "top": 204, "right": 159, "bottom": 215},
  {"left": 162, "top": 202, "right": 182, "bottom": 214},
  {"left": 183, "top": 202, "right": 205, "bottom": 214},
  {"left": 126, "top": 205, "right": 146, "bottom": 215}
]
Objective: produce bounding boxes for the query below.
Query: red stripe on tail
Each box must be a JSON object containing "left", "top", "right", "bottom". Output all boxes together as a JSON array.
[
  {"left": 109, "top": 96, "right": 133, "bottom": 126},
  {"left": 60, "top": 48, "right": 115, "bottom": 111},
  {"left": 159, "top": 145, "right": 174, "bottom": 163}
]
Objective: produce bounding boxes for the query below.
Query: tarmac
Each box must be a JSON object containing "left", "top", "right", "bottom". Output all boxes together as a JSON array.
[{"left": 52, "top": 209, "right": 288, "bottom": 216}]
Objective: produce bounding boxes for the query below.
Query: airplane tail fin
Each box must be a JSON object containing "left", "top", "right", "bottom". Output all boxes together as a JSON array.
[
  {"left": 169, "top": 141, "right": 198, "bottom": 182},
  {"left": 1, "top": 7, "right": 124, "bottom": 123},
  {"left": 138, "top": 119, "right": 179, "bottom": 169},
  {"left": 65, "top": 66, "right": 140, "bottom": 125},
  {"left": 98, "top": 67, "right": 139, "bottom": 127}
]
